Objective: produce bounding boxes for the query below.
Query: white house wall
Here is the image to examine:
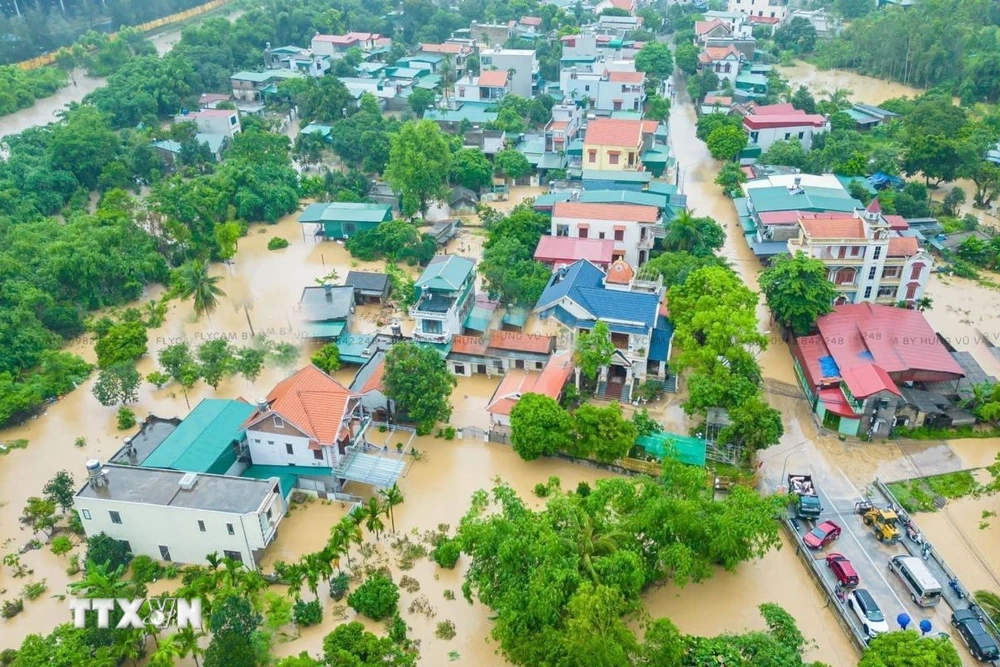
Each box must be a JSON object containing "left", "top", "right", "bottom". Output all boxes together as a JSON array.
[{"left": 246, "top": 429, "right": 334, "bottom": 468}]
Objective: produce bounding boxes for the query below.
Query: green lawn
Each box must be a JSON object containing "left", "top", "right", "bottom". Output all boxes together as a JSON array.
[{"left": 888, "top": 471, "right": 978, "bottom": 513}]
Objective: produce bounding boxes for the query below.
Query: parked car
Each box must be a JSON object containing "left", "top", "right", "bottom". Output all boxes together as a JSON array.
[
  {"left": 804, "top": 520, "right": 842, "bottom": 550},
  {"left": 826, "top": 552, "right": 859, "bottom": 587},
  {"left": 847, "top": 589, "right": 889, "bottom": 638},
  {"left": 952, "top": 609, "right": 1000, "bottom": 662}
]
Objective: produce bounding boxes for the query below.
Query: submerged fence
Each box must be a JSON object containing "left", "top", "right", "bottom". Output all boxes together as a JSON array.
[{"left": 15, "top": 0, "right": 233, "bottom": 71}]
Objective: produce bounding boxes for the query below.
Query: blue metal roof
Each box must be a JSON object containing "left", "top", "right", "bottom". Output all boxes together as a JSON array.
[
  {"left": 650, "top": 316, "right": 673, "bottom": 362},
  {"left": 535, "top": 259, "right": 605, "bottom": 311},
  {"left": 533, "top": 260, "right": 658, "bottom": 329}
]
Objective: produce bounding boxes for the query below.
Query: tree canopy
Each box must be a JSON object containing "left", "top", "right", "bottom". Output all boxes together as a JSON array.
[
  {"left": 383, "top": 341, "right": 457, "bottom": 433},
  {"left": 758, "top": 252, "right": 837, "bottom": 336},
  {"left": 384, "top": 120, "right": 453, "bottom": 216}
]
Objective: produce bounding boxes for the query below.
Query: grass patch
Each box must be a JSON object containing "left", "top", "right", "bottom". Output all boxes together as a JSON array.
[
  {"left": 925, "top": 471, "right": 978, "bottom": 499},
  {"left": 887, "top": 480, "right": 937, "bottom": 513},
  {"left": 0, "top": 439, "right": 29, "bottom": 456},
  {"left": 895, "top": 425, "right": 1000, "bottom": 440}
]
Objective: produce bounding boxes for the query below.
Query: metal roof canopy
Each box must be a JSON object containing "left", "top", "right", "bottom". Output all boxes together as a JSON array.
[{"left": 334, "top": 422, "right": 414, "bottom": 487}]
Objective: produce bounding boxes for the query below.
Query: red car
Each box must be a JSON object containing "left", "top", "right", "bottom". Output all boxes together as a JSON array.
[
  {"left": 826, "top": 552, "right": 860, "bottom": 586},
  {"left": 804, "top": 520, "right": 842, "bottom": 550}
]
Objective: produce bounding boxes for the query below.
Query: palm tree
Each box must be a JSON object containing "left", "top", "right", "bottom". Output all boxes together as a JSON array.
[
  {"left": 960, "top": 381, "right": 996, "bottom": 411},
  {"left": 661, "top": 210, "right": 704, "bottom": 254},
  {"left": 175, "top": 260, "right": 226, "bottom": 320},
  {"left": 379, "top": 483, "right": 404, "bottom": 533},
  {"left": 149, "top": 635, "right": 181, "bottom": 667},
  {"left": 113, "top": 628, "right": 146, "bottom": 667},
  {"left": 274, "top": 561, "right": 307, "bottom": 599},
  {"left": 364, "top": 497, "right": 386, "bottom": 540},
  {"left": 575, "top": 514, "right": 626, "bottom": 584},
  {"left": 915, "top": 296, "right": 933, "bottom": 311},
  {"left": 172, "top": 626, "right": 205, "bottom": 667},
  {"left": 69, "top": 561, "right": 134, "bottom": 599},
  {"left": 440, "top": 55, "right": 453, "bottom": 105},
  {"left": 825, "top": 87, "right": 853, "bottom": 110},
  {"left": 974, "top": 590, "right": 1000, "bottom": 625},
  {"left": 331, "top": 518, "right": 361, "bottom": 567}
]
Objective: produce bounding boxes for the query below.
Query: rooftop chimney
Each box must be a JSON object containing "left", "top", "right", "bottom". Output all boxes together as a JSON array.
[
  {"left": 257, "top": 398, "right": 269, "bottom": 413},
  {"left": 323, "top": 281, "right": 333, "bottom": 300},
  {"left": 390, "top": 318, "right": 402, "bottom": 338}
]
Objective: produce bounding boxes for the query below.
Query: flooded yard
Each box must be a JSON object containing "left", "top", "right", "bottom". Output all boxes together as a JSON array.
[{"left": 778, "top": 61, "right": 925, "bottom": 105}]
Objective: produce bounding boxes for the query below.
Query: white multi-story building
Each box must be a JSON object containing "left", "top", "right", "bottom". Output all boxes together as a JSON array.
[
  {"left": 727, "top": 0, "right": 788, "bottom": 21},
  {"left": 788, "top": 200, "right": 933, "bottom": 306},
  {"left": 478, "top": 47, "right": 538, "bottom": 97},
  {"left": 559, "top": 63, "right": 645, "bottom": 112},
  {"left": 410, "top": 255, "right": 477, "bottom": 342},
  {"left": 551, "top": 201, "right": 660, "bottom": 267},
  {"left": 454, "top": 70, "right": 511, "bottom": 103},
  {"left": 173, "top": 109, "right": 241, "bottom": 138},
  {"left": 743, "top": 103, "right": 829, "bottom": 153},
  {"left": 74, "top": 462, "right": 284, "bottom": 570}
]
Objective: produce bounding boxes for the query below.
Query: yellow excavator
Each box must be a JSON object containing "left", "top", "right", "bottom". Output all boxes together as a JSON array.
[{"left": 854, "top": 500, "right": 901, "bottom": 544}]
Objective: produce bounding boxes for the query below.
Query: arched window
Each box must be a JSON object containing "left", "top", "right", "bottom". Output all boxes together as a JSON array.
[
  {"left": 905, "top": 282, "right": 918, "bottom": 300},
  {"left": 835, "top": 267, "right": 856, "bottom": 285},
  {"left": 835, "top": 295, "right": 849, "bottom": 306}
]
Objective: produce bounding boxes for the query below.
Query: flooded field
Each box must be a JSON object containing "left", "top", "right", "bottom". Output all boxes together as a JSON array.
[
  {"left": 778, "top": 61, "right": 925, "bottom": 105},
  {"left": 920, "top": 493, "right": 1000, "bottom": 595}
]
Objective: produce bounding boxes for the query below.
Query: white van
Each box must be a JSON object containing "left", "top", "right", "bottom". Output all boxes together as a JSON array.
[{"left": 889, "top": 555, "right": 942, "bottom": 607}]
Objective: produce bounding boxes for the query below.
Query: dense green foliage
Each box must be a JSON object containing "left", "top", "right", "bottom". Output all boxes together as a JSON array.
[
  {"left": 85, "top": 533, "right": 133, "bottom": 571},
  {"left": 758, "top": 252, "right": 837, "bottom": 336},
  {"left": 0, "top": 65, "right": 67, "bottom": 116},
  {"left": 815, "top": 0, "right": 1000, "bottom": 101},
  {"left": 478, "top": 203, "right": 552, "bottom": 307},
  {"left": 858, "top": 630, "right": 961, "bottom": 666},
  {"left": 345, "top": 220, "right": 437, "bottom": 265},
  {"left": 456, "top": 466, "right": 787, "bottom": 665},
  {"left": 510, "top": 393, "right": 576, "bottom": 461},
  {"left": 347, "top": 573, "right": 400, "bottom": 621},
  {"left": 383, "top": 341, "right": 457, "bottom": 433}
]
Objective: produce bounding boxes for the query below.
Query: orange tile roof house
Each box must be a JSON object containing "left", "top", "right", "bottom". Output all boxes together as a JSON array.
[
  {"left": 697, "top": 45, "right": 742, "bottom": 86},
  {"left": 446, "top": 332, "right": 559, "bottom": 377},
  {"left": 582, "top": 118, "right": 659, "bottom": 172},
  {"left": 551, "top": 201, "right": 661, "bottom": 267},
  {"left": 486, "top": 351, "right": 574, "bottom": 425}
]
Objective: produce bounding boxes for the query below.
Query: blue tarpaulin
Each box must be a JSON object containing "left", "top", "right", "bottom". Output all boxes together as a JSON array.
[
  {"left": 819, "top": 355, "right": 840, "bottom": 378},
  {"left": 867, "top": 172, "right": 904, "bottom": 190}
]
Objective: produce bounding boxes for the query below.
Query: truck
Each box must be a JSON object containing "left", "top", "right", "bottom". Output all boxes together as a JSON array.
[{"left": 788, "top": 474, "right": 822, "bottom": 520}]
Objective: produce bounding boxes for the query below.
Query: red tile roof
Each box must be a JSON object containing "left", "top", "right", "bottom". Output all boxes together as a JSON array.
[
  {"left": 751, "top": 103, "right": 797, "bottom": 116},
  {"left": 814, "top": 303, "right": 964, "bottom": 378},
  {"left": 795, "top": 335, "right": 834, "bottom": 389},
  {"left": 488, "top": 331, "right": 555, "bottom": 354},
  {"left": 486, "top": 351, "right": 573, "bottom": 415},
  {"left": 700, "top": 45, "right": 741, "bottom": 62},
  {"left": 758, "top": 210, "right": 804, "bottom": 226},
  {"left": 610, "top": 0, "right": 634, "bottom": 11},
  {"left": 534, "top": 236, "right": 615, "bottom": 265},
  {"left": 584, "top": 118, "right": 643, "bottom": 147},
  {"left": 451, "top": 335, "right": 489, "bottom": 356},
  {"left": 866, "top": 198, "right": 882, "bottom": 214},
  {"left": 605, "top": 258, "right": 634, "bottom": 284},
  {"left": 799, "top": 217, "right": 866, "bottom": 239},
  {"left": 748, "top": 14, "right": 781, "bottom": 24},
  {"left": 743, "top": 112, "right": 827, "bottom": 130},
  {"left": 818, "top": 388, "right": 860, "bottom": 417},
  {"left": 703, "top": 95, "right": 732, "bottom": 106},
  {"left": 609, "top": 70, "right": 645, "bottom": 84},
  {"left": 695, "top": 18, "right": 731, "bottom": 35},
  {"left": 244, "top": 366, "right": 356, "bottom": 445},
  {"left": 420, "top": 42, "right": 468, "bottom": 54},
  {"left": 885, "top": 215, "right": 909, "bottom": 230},
  {"left": 887, "top": 236, "right": 919, "bottom": 257},
  {"left": 841, "top": 364, "right": 901, "bottom": 398},
  {"left": 478, "top": 70, "right": 509, "bottom": 87},
  {"left": 552, "top": 201, "right": 659, "bottom": 223},
  {"left": 519, "top": 16, "right": 542, "bottom": 26},
  {"left": 360, "top": 358, "right": 386, "bottom": 393}
]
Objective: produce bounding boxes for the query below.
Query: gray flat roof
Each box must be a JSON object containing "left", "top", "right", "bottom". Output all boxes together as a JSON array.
[
  {"left": 76, "top": 464, "right": 275, "bottom": 514},
  {"left": 300, "top": 285, "right": 355, "bottom": 321}
]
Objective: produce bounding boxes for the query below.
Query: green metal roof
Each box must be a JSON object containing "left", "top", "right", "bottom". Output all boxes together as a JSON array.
[
  {"left": 141, "top": 399, "right": 254, "bottom": 474},
  {"left": 305, "top": 321, "right": 346, "bottom": 339},
  {"left": 636, "top": 432, "right": 707, "bottom": 467},
  {"left": 835, "top": 174, "right": 877, "bottom": 195},
  {"left": 424, "top": 106, "right": 498, "bottom": 124},
  {"left": 647, "top": 181, "right": 678, "bottom": 196},
  {"left": 747, "top": 185, "right": 862, "bottom": 213},
  {"left": 735, "top": 73, "right": 768, "bottom": 86},
  {"left": 581, "top": 170, "right": 653, "bottom": 183},
  {"left": 502, "top": 306, "right": 529, "bottom": 328},
  {"left": 414, "top": 341, "right": 452, "bottom": 357},
  {"left": 577, "top": 190, "right": 668, "bottom": 209},
  {"left": 415, "top": 75, "right": 442, "bottom": 89},
  {"left": 241, "top": 464, "right": 333, "bottom": 498},
  {"left": 416, "top": 255, "right": 475, "bottom": 291},
  {"left": 301, "top": 123, "right": 333, "bottom": 138},
  {"left": 299, "top": 202, "right": 392, "bottom": 224},
  {"left": 641, "top": 149, "right": 672, "bottom": 164}
]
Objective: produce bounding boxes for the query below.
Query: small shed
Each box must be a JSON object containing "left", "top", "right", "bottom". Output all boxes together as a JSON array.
[
  {"left": 298, "top": 202, "right": 393, "bottom": 240},
  {"left": 344, "top": 271, "right": 392, "bottom": 304},
  {"left": 448, "top": 187, "right": 479, "bottom": 215},
  {"left": 299, "top": 283, "right": 355, "bottom": 339},
  {"left": 429, "top": 220, "right": 459, "bottom": 245}
]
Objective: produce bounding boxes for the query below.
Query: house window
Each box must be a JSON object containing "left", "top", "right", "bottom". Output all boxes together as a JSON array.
[
  {"left": 873, "top": 247, "right": 881, "bottom": 260},
  {"left": 798, "top": 131, "right": 804, "bottom": 139},
  {"left": 864, "top": 286, "right": 873, "bottom": 299},
  {"left": 227, "top": 523, "right": 235, "bottom": 535},
  {"left": 584, "top": 85, "right": 590, "bottom": 92},
  {"left": 230, "top": 115, "right": 237, "bottom": 126},
  {"left": 556, "top": 224, "right": 570, "bottom": 236},
  {"left": 614, "top": 228, "right": 624, "bottom": 241},
  {"left": 598, "top": 232, "right": 605, "bottom": 239},
  {"left": 223, "top": 550, "right": 243, "bottom": 564},
  {"left": 906, "top": 282, "right": 918, "bottom": 299},
  {"left": 109, "top": 511, "right": 122, "bottom": 525},
  {"left": 770, "top": 10, "right": 775, "bottom": 16},
  {"left": 274, "top": 416, "right": 284, "bottom": 428},
  {"left": 536, "top": 361, "right": 545, "bottom": 370},
  {"left": 422, "top": 319, "right": 443, "bottom": 334},
  {"left": 267, "top": 440, "right": 274, "bottom": 445},
  {"left": 313, "top": 449, "right": 324, "bottom": 460},
  {"left": 198, "top": 520, "right": 206, "bottom": 532},
  {"left": 81, "top": 509, "right": 91, "bottom": 520},
  {"left": 868, "top": 266, "right": 877, "bottom": 280},
  {"left": 579, "top": 227, "right": 589, "bottom": 238},
  {"left": 784, "top": 133, "right": 791, "bottom": 140},
  {"left": 850, "top": 246, "right": 860, "bottom": 257},
  {"left": 588, "top": 150, "right": 597, "bottom": 163},
  {"left": 749, "top": 131, "right": 759, "bottom": 143},
  {"left": 285, "top": 443, "right": 294, "bottom": 455},
  {"left": 878, "top": 286, "right": 895, "bottom": 298},
  {"left": 254, "top": 438, "right": 261, "bottom": 444},
  {"left": 910, "top": 262, "right": 925, "bottom": 280},
  {"left": 609, "top": 152, "right": 620, "bottom": 165},
  {"left": 454, "top": 363, "right": 466, "bottom": 374},
  {"left": 159, "top": 546, "right": 172, "bottom": 561}
]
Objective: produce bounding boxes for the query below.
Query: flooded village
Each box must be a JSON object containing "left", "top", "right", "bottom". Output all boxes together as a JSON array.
[{"left": 2, "top": 1, "right": 1000, "bottom": 666}]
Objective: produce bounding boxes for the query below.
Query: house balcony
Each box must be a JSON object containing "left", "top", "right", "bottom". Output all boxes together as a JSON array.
[
  {"left": 833, "top": 282, "right": 857, "bottom": 290},
  {"left": 880, "top": 275, "right": 902, "bottom": 285},
  {"left": 409, "top": 292, "right": 457, "bottom": 320},
  {"left": 875, "top": 295, "right": 898, "bottom": 305},
  {"left": 637, "top": 233, "right": 655, "bottom": 249},
  {"left": 816, "top": 252, "right": 865, "bottom": 264}
]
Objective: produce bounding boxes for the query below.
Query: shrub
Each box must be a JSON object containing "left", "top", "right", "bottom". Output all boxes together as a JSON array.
[
  {"left": 86, "top": 533, "right": 133, "bottom": 571},
  {"left": 130, "top": 555, "right": 162, "bottom": 584},
  {"left": 163, "top": 564, "right": 179, "bottom": 579},
  {"left": 73, "top": 437, "right": 87, "bottom": 448},
  {"left": 1, "top": 599, "right": 23, "bottom": 619},
  {"left": 116, "top": 406, "right": 136, "bottom": 430},
  {"left": 575, "top": 481, "right": 591, "bottom": 497},
  {"left": 430, "top": 537, "right": 461, "bottom": 569},
  {"left": 22, "top": 580, "right": 47, "bottom": 600},
  {"left": 347, "top": 572, "right": 399, "bottom": 621},
  {"left": 533, "top": 482, "right": 550, "bottom": 497},
  {"left": 66, "top": 555, "right": 81, "bottom": 576},
  {"left": 267, "top": 237, "right": 290, "bottom": 250},
  {"left": 50, "top": 535, "right": 73, "bottom": 556},
  {"left": 387, "top": 612, "right": 408, "bottom": 644},
  {"left": 147, "top": 371, "right": 170, "bottom": 388},
  {"left": 435, "top": 620, "right": 457, "bottom": 640},
  {"left": 66, "top": 510, "right": 85, "bottom": 536},
  {"left": 329, "top": 572, "right": 350, "bottom": 601},
  {"left": 293, "top": 598, "right": 323, "bottom": 626}
]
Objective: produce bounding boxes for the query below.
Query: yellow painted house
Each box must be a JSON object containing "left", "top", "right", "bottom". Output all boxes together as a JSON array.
[{"left": 582, "top": 118, "right": 657, "bottom": 171}]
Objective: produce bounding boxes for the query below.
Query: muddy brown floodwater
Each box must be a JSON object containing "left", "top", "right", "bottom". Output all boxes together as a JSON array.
[
  {"left": 0, "top": 10, "right": 242, "bottom": 139},
  {"left": 778, "top": 61, "right": 926, "bottom": 105}
]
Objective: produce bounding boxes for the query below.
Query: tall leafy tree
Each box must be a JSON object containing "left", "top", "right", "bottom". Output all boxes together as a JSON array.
[
  {"left": 449, "top": 147, "right": 493, "bottom": 191},
  {"left": 509, "top": 393, "right": 575, "bottom": 461},
  {"left": 718, "top": 396, "right": 784, "bottom": 452},
  {"left": 574, "top": 321, "right": 615, "bottom": 381},
  {"left": 706, "top": 124, "right": 748, "bottom": 162},
  {"left": 858, "top": 630, "right": 960, "bottom": 666},
  {"left": 382, "top": 342, "right": 457, "bottom": 433},
  {"left": 571, "top": 402, "right": 637, "bottom": 463},
  {"left": 384, "top": 120, "right": 452, "bottom": 216},
  {"left": 634, "top": 42, "right": 673, "bottom": 77},
  {"left": 758, "top": 251, "right": 837, "bottom": 336},
  {"left": 92, "top": 362, "right": 141, "bottom": 407}
]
